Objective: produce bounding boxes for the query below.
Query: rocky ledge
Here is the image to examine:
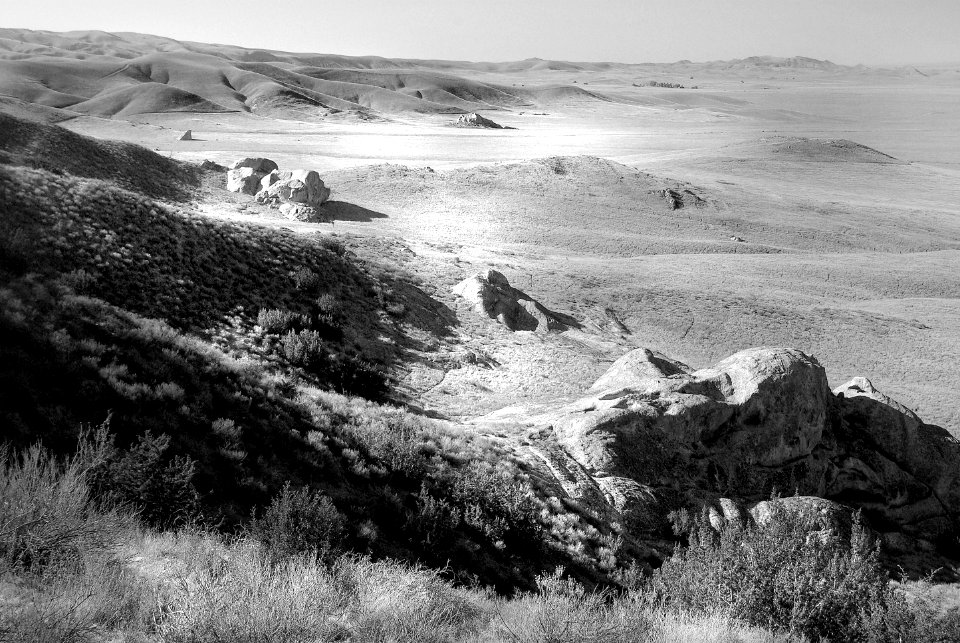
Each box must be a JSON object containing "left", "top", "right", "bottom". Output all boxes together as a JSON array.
[{"left": 489, "top": 345, "right": 960, "bottom": 576}]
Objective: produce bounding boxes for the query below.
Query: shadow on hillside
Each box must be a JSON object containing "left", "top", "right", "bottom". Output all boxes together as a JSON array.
[
  {"left": 321, "top": 201, "right": 389, "bottom": 222},
  {"left": 0, "top": 162, "right": 459, "bottom": 405},
  {"left": 0, "top": 273, "right": 548, "bottom": 592},
  {"left": 0, "top": 112, "right": 199, "bottom": 202}
]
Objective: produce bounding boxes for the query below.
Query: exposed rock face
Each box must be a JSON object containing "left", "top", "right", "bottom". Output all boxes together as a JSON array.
[
  {"left": 226, "top": 166, "right": 262, "bottom": 195},
  {"left": 660, "top": 187, "right": 706, "bottom": 209},
  {"left": 452, "top": 269, "right": 577, "bottom": 333},
  {"left": 750, "top": 496, "right": 853, "bottom": 541},
  {"left": 226, "top": 157, "right": 279, "bottom": 196},
  {"left": 199, "top": 160, "right": 226, "bottom": 172},
  {"left": 831, "top": 377, "right": 960, "bottom": 562},
  {"left": 230, "top": 157, "right": 279, "bottom": 174},
  {"left": 260, "top": 170, "right": 280, "bottom": 191},
  {"left": 277, "top": 202, "right": 322, "bottom": 221},
  {"left": 697, "top": 496, "right": 854, "bottom": 544},
  {"left": 503, "top": 346, "right": 960, "bottom": 573},
  {"left": 544, "top": 347, "right": 833, "bottom": 534},
  {"left": 256, "top": 170, "right": 330, "bottom": 209},
  {"left": 588, "top": 348, "right": 691, "bottom": 393},
  {"left": 454, "top": 112, "right": 511, "bottom": 129},
  {"left": 224, "top": 159, "right": 330, "bottom": 221}
]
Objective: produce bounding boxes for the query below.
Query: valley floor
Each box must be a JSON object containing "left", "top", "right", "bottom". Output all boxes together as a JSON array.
[{"left": 126, "top": 96, "right": 960, "bottom": 436}]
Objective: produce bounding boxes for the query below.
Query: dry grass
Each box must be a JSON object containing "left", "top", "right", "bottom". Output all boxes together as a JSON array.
[{"left": 0, "top": 439, "right": 806, "bottom": 643}]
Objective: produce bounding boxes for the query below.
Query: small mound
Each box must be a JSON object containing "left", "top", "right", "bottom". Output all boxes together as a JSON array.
[
  {"left": 523, "top": 84, "right": 611, "bottom": 105},
  {"left": 765, "top": 137, "right": 902, "bottom": 164}
]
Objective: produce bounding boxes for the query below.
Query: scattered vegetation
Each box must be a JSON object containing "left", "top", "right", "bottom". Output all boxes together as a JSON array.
[
  {"left": 256, "top": 307, "right": 310, "bottom": 334},
  {"left": 4, "top": 441, "right": 959, "bottom": 642},
  {"left": 248, "top": 482, "right": 346, "bottom": 562},
  {"left": 3, "top": 108, "right": 960, "bottom": 640},
  {"left": 649, "top": 506, "right": 960, "bottom": 641},
  {"left": 0, "top": 112, "right": 200, "bottom": 200},
  {"left": 634, "top": 80, "right": 690, "bottom": 89}
]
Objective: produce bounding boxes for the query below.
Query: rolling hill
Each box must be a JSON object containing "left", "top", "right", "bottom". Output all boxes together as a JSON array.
[
  {"left": 0, "top": 28, "right": 900, "bottom": 123},
  {"left": 0, "top": 28, "right": 627, "bottom": 120}
]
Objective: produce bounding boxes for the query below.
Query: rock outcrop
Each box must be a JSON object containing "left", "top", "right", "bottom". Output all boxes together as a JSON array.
[
  {"left": 255, "top": 170, "right": 331, "bottom": 210},
  {"left": 454, "top": 113, "right": 513, "bottom": 129},
  {"left": 503, "top": 346, "right": 960, "bottom": 574},
  {"left": 452, "top": 269, "right": 578, "bottom": 333},
  {"left": 749, "top": 496, "right": 853, "bottom": 541},
  {"left": 225, "top": 159, "right": 331, "bottom": 221},
  {"left": 831, "top": 377, "right": 960, "bottom": 564},
  {"left": 226, "top": 166, "right": 263, "bottom": 195},
  {"left": 226, "top": 157, "right": 279, "bottom": 196},
  {"left": 660, "top": 187, "right": 706, "bottom": 209},
  {"left": 231, "top": 157, "right": 279, "bottom": 174},
  {"left": 542, "top": 347, "right": 834, "bottom": 534}
]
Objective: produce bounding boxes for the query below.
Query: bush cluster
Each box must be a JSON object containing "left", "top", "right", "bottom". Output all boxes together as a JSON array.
[
  {"left": 281, "top": 328, "right": 326, "bottom": 366},
  {"left": 649, "top": 502, "right": 960, "bottom": 641},
  {"left": 256, "top": 307, "right": 309, "bottom": 334},
  {"left": 248, "top": 482, "right": 346, "bottom": 562},
  {"left": 89, "top": 430, "right": 201, "bottom": 529},
  {"left": 0, "top": 440, "right": 127, "bottom": 572},
  {"left": 5, "top": 439, "right": 960, "bottom": 643}
]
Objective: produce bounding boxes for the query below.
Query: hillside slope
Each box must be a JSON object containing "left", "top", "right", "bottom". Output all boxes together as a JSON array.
[
  {"left": 0, "top": 111, "right": 639, "bottom": 590},
  {"left": 0, "top": 29, "right": 622, "bottom": 120}
]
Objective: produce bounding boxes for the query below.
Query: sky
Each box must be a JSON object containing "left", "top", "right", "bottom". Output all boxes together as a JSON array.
[{"left": 5, "top": 0, "right": 960, "bottom": 65}]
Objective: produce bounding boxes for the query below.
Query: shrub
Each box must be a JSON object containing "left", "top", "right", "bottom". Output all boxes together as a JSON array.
[
  {"left": 280, "top": 329, "right": 326, "bottom": 366},
  {"left": 317, "top": 236, "right": 347, "bottom": 257},
  {"left": 331, "top": 355, "right": 388, "bottom": 399},
  {"left": 650, "top": 502, "right": 912, "bottom": 642},
  {"left": 291, "top": 267, "right": 321, "bottom": 290},
  {"left": 0, "top": 439, "right": 129, "bottom": 572},
  {"left": 61, "top": 268, "right": 98, "bottom": 294},
  {"left": 1, "top": 553, "right": 156, "bottom": 643},
  {"left": 211, "top": 417, "right": 242, "bottom": 446},
  {"left": 156, "top": 540, "right": 486, "bottom": 643},
  {"left": 0, "top": 436, "right": 154, "bottom": 642},
  {"left": 492, "top": 568, "right": 651, "bottom": 643},
  {"left": 91, "top": 431, "right": 200, "bottom": 529},
  {"left": 0, "top": 226, "right": 31, "bottom": 273},
  {"left": 314, "top": 293, "right": 341, "bottom": 329},
  {"left": 248, "top": 482, "right": 346, "bottom": 562},
  {"left": 256, "top": 308, "right": 309, "bottom": 334},
  {"left": 442, "top": 460, "right": 539, "bottom": 543},
  {"left": 156, "top": 538, "right": 350, "bottom": 643}
]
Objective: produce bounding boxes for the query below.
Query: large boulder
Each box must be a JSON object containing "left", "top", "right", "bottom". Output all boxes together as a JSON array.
[
  {"left": 229, "top": 157, "right": 278, "bottom": 174},
  {"left": 507, "top": 345, "right": 960, "bottom": 574},
  {"left": 226, "top": 167, "right": 262, "bottom": 195},
  {"left": 226, "top": 157, "right": 279, "bottom": 196},
  {"left": 750, "top": 496, "right": 853, "bottom": 542},
  {"left": 454, "top": 113, "right": 513, "bottom": 129},
  {"left": 830, "top": 377, "right": 960, "bottom": 558},
  {"left": 552, "top": 347, "right": 832, "bottom": 495},
  {"left": 452, "top": 269, "right": 577, "bottom": 333},
  {"left": 255, "top": 170, "right": 331, "bottom": 212}
]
